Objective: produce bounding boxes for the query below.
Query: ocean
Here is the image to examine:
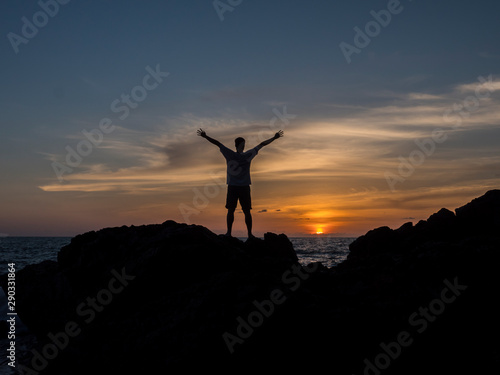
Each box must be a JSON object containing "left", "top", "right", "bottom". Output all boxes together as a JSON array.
[{"left": 290, "top": 236, "right": 354, "bottom": 267}]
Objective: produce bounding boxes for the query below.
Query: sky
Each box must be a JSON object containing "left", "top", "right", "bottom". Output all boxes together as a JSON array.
[{"left": 1, "top": 0, "right": 500, "bottom": 237}]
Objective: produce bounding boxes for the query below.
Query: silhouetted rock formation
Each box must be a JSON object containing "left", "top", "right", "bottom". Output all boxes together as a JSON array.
[
  {"left": 2, "top": 191, "right": 500, "bottom": 374},
  {"left": 348, "top": 189, "right": 500, "bottom": 258}
]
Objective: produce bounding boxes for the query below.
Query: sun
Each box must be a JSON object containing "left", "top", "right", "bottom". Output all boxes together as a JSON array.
[{"left": 315, "top": 228, "right": 324, "bottom": 235}]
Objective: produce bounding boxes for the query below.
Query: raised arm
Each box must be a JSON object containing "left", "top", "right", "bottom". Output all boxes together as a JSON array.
[
  {"left": 197, "top": 128, "right": 222, "bottom": 147},
  {"left": 258, "top": 130, "right": 283, "bottom": 148}
]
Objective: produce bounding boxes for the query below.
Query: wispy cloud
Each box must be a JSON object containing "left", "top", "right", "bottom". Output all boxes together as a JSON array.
[
  {"left": 35, "top": 77, "right": 500, "bottom": 236},
  {"left": 40, "top": 76, "right": 500, "bottom": 195}
]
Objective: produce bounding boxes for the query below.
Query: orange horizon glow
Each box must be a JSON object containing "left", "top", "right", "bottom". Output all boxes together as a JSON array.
[
  {"left": 4, "top": 182, "right": 497, "bottom": 237},
  {"left": 3, "top": 95, "right": 500, "bottom": 237}
]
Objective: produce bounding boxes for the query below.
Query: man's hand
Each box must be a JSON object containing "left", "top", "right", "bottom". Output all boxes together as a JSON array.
[
  {"left": 198, "top": 129, "right": 223, "bottom": 147},
  {"left": 259, "top": 130, "right": 283, "bottom": 148}
]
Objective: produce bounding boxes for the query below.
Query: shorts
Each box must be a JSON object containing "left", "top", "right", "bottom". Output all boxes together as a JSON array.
[{"left": 225, "top": 185, "right": 252, "bottom": 211}]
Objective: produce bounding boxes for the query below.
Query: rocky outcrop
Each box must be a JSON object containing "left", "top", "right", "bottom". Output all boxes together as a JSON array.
[
  {"left": 2, "top": 222, "right": 301, "bottom": 373},
  {"left": 348, "top": 189, "right": 500, "bottom": 258},
  {"left": 2, "top": 191, "right": 500, "bottom": 374}
]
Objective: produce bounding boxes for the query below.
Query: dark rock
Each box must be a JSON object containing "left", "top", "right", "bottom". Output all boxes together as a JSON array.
[
  {"left": 395, "top": 221, "right": 413, "bottom": 234},
  {"left": 427, "top": 207, "right": 455, "bottom": 223},
  {"left": 455, "top": 189, "right": 500, "bottom": 234},
  {"left": 1, "top": 190, "right": 500, "bottom": 374},
  {"left": 348, "top": 191, "right": 500, "bottom": 260},
  {"left": 348, "top": 226, "right": 397, "bottom": 258},
  {"left": 243, "top": 232, "right": 297, "bottom": 262},
  {"left": 0, "top": 222, "right": 300, "bottom": 373}
]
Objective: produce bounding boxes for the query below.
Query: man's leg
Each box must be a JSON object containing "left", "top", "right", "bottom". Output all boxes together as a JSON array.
[
  {"left": 240, "top": 186, "right": 254, "bottom": 238},
  {"left": 225, "top": 185, "right": 237, "bottom": 236},
  {"left": 226, "top": 208, "right": 235, "bottom": 236},
  {"left": 243, "top": 208, "right": 253, "bottom": 238}
]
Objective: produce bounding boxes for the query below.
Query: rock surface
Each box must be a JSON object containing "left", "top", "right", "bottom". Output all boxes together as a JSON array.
[{"left": 2, "top": 191, "right": 500, "bottom": 374}]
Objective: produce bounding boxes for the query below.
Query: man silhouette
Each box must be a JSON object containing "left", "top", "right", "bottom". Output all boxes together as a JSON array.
[{"left": 197, "top": 128, "right": 284, "bottom": 238}]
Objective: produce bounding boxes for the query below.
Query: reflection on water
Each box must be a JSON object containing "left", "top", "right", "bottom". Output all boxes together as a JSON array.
[
  {"left": 0, "top": 237, "right": 71, "bottom": 272},
  {"left": 291, "top": 236, "right": 355, "bottom": 268}
]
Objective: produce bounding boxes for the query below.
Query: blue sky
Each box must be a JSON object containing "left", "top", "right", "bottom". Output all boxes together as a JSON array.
[{"left": 1, "top": 0, "right": 500, "bottom": 236}]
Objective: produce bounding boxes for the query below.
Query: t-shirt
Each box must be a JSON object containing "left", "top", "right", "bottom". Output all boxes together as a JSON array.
[{"left": 219, "top": 144, "right": 262, "bottom": 186}]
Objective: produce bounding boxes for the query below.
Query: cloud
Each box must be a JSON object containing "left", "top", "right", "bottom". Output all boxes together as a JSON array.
[
  {"left": 455, "top": 78, "right": 500, "bottom": 94},
  {"left": 38, "top": 75, "right": 500, "bottom": 228},
  {"left": 407, "top": 93, "right": 444, "bottom": 101}
]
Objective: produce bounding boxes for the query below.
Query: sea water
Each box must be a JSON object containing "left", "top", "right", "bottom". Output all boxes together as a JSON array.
[
  {"left": 291, "top": 236, "right": 354, "bottom": 268},
  {"left": 0, "top": 237, "right": 72, "bottom": 273}
]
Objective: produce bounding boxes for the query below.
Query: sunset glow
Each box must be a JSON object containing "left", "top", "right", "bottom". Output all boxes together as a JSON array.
[{"left": 1, "top": 2, "right": 499, "bottom": 237}]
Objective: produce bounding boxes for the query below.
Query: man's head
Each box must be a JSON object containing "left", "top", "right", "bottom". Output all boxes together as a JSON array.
[{"left": 235, "top": 137, "right": 245, "bottom": 152}]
